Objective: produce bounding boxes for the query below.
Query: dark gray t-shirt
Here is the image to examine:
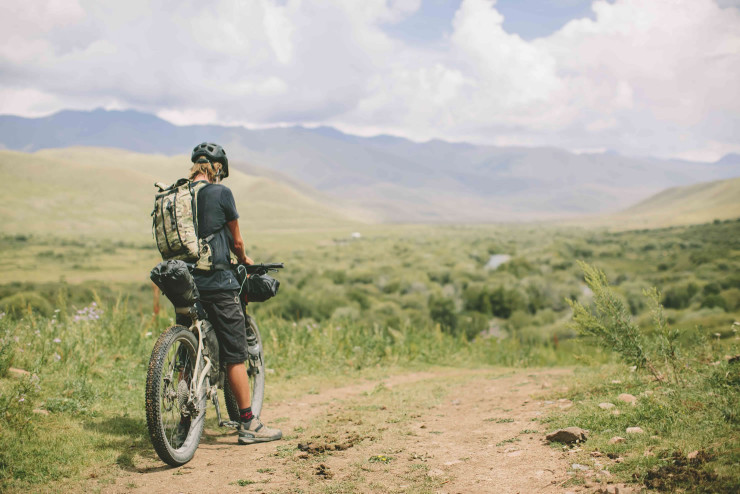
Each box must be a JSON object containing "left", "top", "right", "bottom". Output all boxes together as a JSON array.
[{"left": 192, "top": 181, "right": 241, "bottom": 292}]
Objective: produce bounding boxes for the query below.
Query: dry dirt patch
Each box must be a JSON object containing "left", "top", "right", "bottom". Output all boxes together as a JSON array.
[{"left": 91, "top": 367, "right": 626, "bottom": 494}]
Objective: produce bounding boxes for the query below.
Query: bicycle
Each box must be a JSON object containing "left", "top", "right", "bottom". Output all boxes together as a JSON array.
[{"left": 145, "top": 262, "right": 283, "bottom": 466}]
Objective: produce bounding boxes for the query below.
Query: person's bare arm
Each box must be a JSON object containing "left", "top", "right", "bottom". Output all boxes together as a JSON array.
[{"left": 226, "top": 219, "right": 253, "bottom": 265}]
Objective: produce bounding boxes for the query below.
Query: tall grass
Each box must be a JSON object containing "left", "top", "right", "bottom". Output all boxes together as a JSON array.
[
  {"left": 551, "top": 263, "right": 740, "bottom": 491},
  {"left": 0, "top": 291, "right": 576, "bottom": 491},
  {"left": 0, "top": 299, "right": 156, "bottom": 489}
]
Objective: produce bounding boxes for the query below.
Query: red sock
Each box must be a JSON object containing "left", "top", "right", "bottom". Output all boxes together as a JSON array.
[{"left": 239, "top": 407, "right": 253, "bottom": 422}]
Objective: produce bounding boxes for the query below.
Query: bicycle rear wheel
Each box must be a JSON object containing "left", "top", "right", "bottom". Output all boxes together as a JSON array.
[
  {"left": 145, "top": 325, "right": 206, "bottom": 466},
  {"left": 224, "top": 314, "right": 265, "bottom": 420}
]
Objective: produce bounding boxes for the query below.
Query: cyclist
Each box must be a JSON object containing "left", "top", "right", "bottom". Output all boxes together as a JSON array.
[{"left": 178, "top": 142, "right": 282, "bottom": 445}]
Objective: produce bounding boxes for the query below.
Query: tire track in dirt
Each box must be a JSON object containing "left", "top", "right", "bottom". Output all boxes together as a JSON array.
[{"left": 100, "top": 368, "right": 591, "bottom": 494}]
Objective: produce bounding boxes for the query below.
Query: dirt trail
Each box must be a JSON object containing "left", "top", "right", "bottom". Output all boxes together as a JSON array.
[{"left": 101, "top": 368, "right": 604, "bottom": 494}]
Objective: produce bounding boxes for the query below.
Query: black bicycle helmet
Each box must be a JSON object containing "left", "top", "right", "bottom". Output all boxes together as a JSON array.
[{"left": 191, "top": 142, "right": 229, "bottom": 178}]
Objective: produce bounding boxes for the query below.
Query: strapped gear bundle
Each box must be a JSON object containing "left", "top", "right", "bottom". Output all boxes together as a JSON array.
[{"left": 151, "top": 178, "right": 216, "bottom": 270}]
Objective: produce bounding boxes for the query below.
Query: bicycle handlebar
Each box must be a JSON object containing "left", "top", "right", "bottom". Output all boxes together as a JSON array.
[{"left": 236, "top": 262, "right": 285, "bottom": 275}]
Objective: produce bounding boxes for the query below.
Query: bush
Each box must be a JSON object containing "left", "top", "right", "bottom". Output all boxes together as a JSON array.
[
  {"left": 703, "top": 282, "right": 721, "bottom": 296},
  {"left": 721, "top": 288, "right": 740, "bottom": 311},
  {"left": 428, "top": 295, "right": 458, "bottom": 335},
  {"left": 568, "top": 263, "right": 666, "bottom": 382},
  {"left": 457, "top": 311, "right": 488, "bottom": 340},
  {"left": 662, "top": 283, "right": 699, "bottom": 309},
  {"left": 498, "top": 257, "right": 535, "bottom": 277},
  {"left": 701, "top": 294, "right": 728, "bottom": 311},
  {"left": 463, "top": 284, "right": 526, "bottom": 319},
  {"left": 0, "top": 292, "right": 53, "bottom": 318},
  {"left": 0, "top": 336, "right": 13, "bottom": 378}
]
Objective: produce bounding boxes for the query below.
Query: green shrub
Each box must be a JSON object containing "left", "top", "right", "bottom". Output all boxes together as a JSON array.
[
  {"left": 498, "top": 257, "right": 535, "bottom": 277},
  {"left": 0, "top": 292, "right": 53, "bottom": 318},
  {"left": 701, "top": 294, "right": 728, "bottom": 311},
  {"left": 662, "top": 283, "right": 699, "bottom": 309},
  {"left": 568, "top": 262, "right": 664, "bottom": 381},
  {"left": 458, "top": 311, "right": 488, "bottom": 340},
  {"left": 721, "top": 288, "right": 740, "bottom": 311},
  {"left": 463, "top": 284, "right": 526, "bottom": 319},
  {"left": 428, "top": 295, "right": 458, "bottom": 335},
  {"left": 703, "top": 282, "right": 722, "bottom": 295},
  {"left": 0, "top": 335, "right": 13, "bottom": 378}
]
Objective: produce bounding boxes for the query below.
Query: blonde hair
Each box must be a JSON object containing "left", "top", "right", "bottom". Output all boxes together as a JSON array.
[{"left": 189, "top": 160, "right": 223, "bottom": 182}]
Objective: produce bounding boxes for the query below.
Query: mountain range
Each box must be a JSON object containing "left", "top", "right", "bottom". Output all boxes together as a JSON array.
[{"left": 2, "top": 109, "right": 738, "bottom": 223}]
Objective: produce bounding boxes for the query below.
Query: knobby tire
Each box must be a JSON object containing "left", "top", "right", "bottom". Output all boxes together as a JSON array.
[{"left": 145, "top": 325, "right": 206, "bottom": 466}]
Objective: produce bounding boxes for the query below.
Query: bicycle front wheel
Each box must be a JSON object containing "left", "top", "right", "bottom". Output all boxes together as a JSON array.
[
  {"left": 145, "top": 325, "right": 206, "bottom": 466},
  {"left": 224, "top": 314, "right": 265, "bottom": 420}
]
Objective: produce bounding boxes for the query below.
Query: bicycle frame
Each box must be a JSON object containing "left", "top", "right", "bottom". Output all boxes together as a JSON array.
[{"left": 174, "top": 307, "right": 235, "bottom": 428}]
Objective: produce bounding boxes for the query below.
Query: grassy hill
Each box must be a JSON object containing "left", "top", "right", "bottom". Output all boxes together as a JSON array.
[
  {"left": 564, "top": 176, "right": 740, "bottom": 230},
  {"left": 611, "top": 176, "right": 740, "bottom": 228},
  {"left": 5, "top": 110, "right": 740, "bottom": 222},
  {"left": 0, "top": 147, "right": 364, "bottom": 242}
]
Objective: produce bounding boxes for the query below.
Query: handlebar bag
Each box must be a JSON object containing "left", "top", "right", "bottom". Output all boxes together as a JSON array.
[{"left": 240, "top": 273, "right": 280, "bottom": 303}]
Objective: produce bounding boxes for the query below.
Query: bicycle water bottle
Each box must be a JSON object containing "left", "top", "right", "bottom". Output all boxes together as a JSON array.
[{"left": 247, "top": 333, "right": 260, "bottom": 357}]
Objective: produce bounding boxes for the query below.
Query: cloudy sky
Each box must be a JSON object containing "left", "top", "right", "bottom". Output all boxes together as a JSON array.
[{"left": 1, "top": 0, "right": 739, "bottom": 161}]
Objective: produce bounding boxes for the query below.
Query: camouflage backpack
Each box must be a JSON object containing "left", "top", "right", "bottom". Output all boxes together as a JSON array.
[{"left": 151, "top": 179, "right": 215, "bottom": 270}]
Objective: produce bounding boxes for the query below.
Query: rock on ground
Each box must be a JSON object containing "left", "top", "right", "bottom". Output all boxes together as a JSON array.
[
  {"left": 546, "top": 427, "right": 588, "bottom": 444},
  {"left": 617, "top": 393, "right": 637, "bottom": 405}
]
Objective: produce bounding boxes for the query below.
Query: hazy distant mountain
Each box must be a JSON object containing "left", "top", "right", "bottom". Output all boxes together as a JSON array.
[
  {"left": 716, "top": 153, "right": 740, "bottom": 166},
  {"left": 2, "top": 109, "right": 738, "bottom": 222}
]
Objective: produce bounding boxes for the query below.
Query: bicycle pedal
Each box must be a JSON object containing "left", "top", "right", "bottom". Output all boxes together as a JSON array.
[{"left": 219, "top": 420, "right": 241, "bottom": 429}]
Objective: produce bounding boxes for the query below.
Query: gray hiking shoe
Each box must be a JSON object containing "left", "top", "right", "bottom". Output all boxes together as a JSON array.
[{"left": 237, "top": 417, "right": 282, "bottom": 445}]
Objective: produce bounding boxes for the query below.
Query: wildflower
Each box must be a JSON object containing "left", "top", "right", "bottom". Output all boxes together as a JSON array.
[
  {"left": 18, "top": 396, "right": 25, "bottom": 403},
  {"left": 54, "top": 309, "right": 61, "bottom": 313},
  {"left": 53, "top": 353, "right": 61, "bottom": 362},
  {"left": 145, "top": 332, "right": 153, "bottom": 337},
  {"left": 34, "top": 329, "right": 41, "bottom": 336},
  {"left": 53, "top": 338, "right": 61, "bottom": 343}
]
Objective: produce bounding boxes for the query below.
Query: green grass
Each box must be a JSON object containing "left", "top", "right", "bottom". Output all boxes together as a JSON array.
[
  {"left": 544, "top": 263, "right": 740, "bottom": 492},
  {"left": 542, "top": 361, "right": 739, "bottom": 492},
  {"left": 0, "top": 218, "right": 739, "bottom": 491}
]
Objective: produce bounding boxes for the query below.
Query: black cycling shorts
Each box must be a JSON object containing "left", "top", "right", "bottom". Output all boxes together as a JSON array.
[{"left": 177, "top": 289, "right": 248, "bottom": 364}]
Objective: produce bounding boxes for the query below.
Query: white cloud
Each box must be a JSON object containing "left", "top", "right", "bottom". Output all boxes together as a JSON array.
[{"left": 0, "top": 0, "right": 738, "bottom": 159}]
